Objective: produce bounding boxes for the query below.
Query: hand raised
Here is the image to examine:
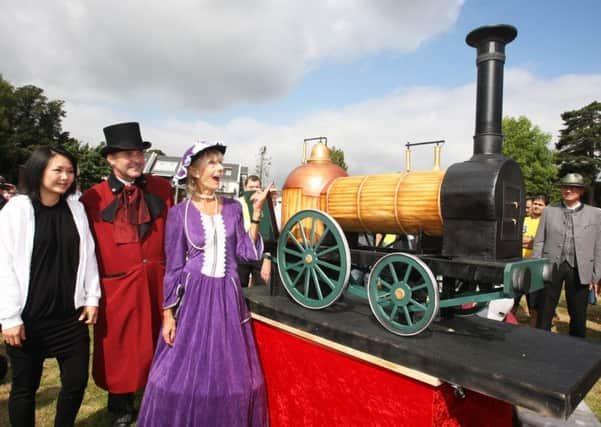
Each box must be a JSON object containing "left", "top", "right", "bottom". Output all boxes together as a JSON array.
[{"left": 250, "top": 183, "right": 275, "bottom": 212}]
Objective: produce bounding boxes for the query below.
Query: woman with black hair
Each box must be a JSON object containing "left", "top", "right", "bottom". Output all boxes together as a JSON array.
[{"left": 0, "top": 146, "right": 101, "bottom": 427}]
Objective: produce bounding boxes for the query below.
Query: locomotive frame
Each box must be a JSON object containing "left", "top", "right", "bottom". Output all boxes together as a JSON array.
[{"left": 276, "top": 209, "right": 548, "bottom": 336}]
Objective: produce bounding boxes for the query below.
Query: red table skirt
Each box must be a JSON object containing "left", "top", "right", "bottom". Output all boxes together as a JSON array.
[{"left": 252, "top": 316, "right": 511, "bottom": 427}]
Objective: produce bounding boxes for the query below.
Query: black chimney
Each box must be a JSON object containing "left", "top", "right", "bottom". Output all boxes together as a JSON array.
[
  {"left": 441, "top": 24, "right": 524, "bottom": 260},
  {"left": 466, "top": 25, "right": 517, "bottom": 156}
]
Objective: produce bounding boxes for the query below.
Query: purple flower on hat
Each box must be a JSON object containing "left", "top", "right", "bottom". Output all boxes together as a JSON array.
[{"left": 174, "top": 141, "right": 226, "bottom": 184}]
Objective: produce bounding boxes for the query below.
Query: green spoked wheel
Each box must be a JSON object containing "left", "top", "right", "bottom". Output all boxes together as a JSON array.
[
  {"left": 277, "top": 209, "right": 350, "bottom": 309},
  {"left": 367, "top": 253, "right": 439, "bottom": 336}
]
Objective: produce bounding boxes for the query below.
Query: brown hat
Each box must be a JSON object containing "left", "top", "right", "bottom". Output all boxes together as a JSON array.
[{"left": 559, "top": 173, "right": 585, "bottom": 187}]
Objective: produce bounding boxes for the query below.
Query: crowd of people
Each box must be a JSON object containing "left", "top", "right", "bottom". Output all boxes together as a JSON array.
[
  {"left": 0, "top": 121, "right": 600, "bottom": 426},
  {"left": 0, "top": 122, "right": 272, "bottom": 427}
]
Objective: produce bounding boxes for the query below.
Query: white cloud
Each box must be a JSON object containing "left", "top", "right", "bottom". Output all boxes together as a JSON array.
[
  {"left": 0, "top": 0, "right": 462, "bottom": 110},
  {"left": 246, "top": 70, "right": 601, "bottom": 185},
  {"left": 62, "top": 68, "right": 601, "bottom": 187},
  {"left": 5, "top": 1, "right": 598, "bottom": 189},
  {"left": 504, "top": 69, "right": 601, "bottom": 138}
]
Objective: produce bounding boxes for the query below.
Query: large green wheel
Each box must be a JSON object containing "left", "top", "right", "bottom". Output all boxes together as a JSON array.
[
  {"left": 277, "top": 209, "right": 350, "bottom": 309},
  {"left": 367, "top": 253, "right": 439, "bottom": 336}
]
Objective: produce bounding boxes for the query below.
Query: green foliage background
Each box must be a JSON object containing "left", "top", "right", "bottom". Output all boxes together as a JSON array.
[
  {"left": 0, "top": 75, "right": 109, "bottom": 191},
  {"left": 502, "top": 116, "right": 559, "bottom": 202},
  {"left": 503, "top": 103, "right": 600, "bottom": 206},
  {"left": 555, "top": 101, "right": 601, "bottom": 205},
  {"left": 330, "top": 145, "right": 348, "bottom": 171}
]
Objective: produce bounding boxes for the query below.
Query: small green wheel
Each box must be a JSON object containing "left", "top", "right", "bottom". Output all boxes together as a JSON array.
[
  {"left": 367, "top": 253, "right": 439, "bottom": 336},
  {"left": 277, "top": 209, "right": 350, "bottom": 309}
]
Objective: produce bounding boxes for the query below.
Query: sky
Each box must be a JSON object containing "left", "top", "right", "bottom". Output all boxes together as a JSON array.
[{"left": 1, "top": 0, "right": 600, "bottom": 186}]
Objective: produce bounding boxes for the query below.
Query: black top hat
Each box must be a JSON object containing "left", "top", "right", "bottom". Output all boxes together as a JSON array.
[{"left": 101, "top": 122, "right": 152, "bottom": 157}]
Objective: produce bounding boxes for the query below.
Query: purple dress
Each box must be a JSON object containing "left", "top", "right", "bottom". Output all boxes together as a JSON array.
[{"left": 138, "top": 198, "right": 269, "bottom": 427}]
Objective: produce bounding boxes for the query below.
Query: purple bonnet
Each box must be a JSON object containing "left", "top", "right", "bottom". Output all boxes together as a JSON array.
[{"left": 174, "top": 141, "right": 226, "bottom": 184}]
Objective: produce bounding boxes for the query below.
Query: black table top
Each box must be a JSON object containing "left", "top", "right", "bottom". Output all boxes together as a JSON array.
[{"left": 245, "top": 286, "right": 601, "bottom": 419}]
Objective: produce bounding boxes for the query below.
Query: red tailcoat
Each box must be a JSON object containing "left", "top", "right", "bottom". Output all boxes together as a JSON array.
[{"left": 81, "top": 175, "right": 173, "bottom": 393}]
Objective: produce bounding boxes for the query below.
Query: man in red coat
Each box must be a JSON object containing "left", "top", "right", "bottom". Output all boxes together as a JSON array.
[{"left": 80, "top": 122, "right": 173, "bottom": 427}]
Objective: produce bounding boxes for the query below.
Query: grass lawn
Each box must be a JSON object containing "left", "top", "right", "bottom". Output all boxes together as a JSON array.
[
  {"left": 0, "top": 333, "right": 141, "bottom": 427},
  {"left": 1, "top": 295, "right": 601, "bottom": 426}
]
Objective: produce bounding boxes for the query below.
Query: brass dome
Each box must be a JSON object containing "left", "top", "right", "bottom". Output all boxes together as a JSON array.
[
  {"left": 283, "top": 143, "right": 348, "bottom": 197},
  {"left": 308, "top": 143, "right": 331, "bottom": 162}
]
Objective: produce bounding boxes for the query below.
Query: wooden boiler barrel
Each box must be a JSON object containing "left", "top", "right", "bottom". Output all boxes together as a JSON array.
[
  {"left": 280, "top": 188, "right": 327, "bottom": 243},
  {"left": 325, "top": 171, "right": 445, "bottom": 236},
  {"left": 281, "top": 188, "right": 325, "bottom": 228}
]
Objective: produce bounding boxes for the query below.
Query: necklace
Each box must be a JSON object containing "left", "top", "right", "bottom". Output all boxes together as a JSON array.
[
  {"left": 193, "top": 192, "right": 219, "bottom": 216},
  {"left": 184, "top": 200, "right": 206, "bottom": 251},
  {"left": 195, "top": 192, "right": 216, "bottom": 200}
]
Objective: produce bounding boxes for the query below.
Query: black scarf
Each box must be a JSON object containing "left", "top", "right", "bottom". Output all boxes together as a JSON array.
[{"left": 100, "top": 175, "right": 166, "bottom": 244}]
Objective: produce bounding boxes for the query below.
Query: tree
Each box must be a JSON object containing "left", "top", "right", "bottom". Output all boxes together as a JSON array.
[
  {"left": 330, "top": 145, "right": 348, "bottom": 171},
  {"left": 0, "top": 74, "right": 110, "bottom": 190},
  {"left": 0, "top": 76, "right": 15, "bottom": 179},
  {"left": 0, "top": 75, "right": 69, "bottom": 183},
  {"left": 62, "top": 138, "right": 111, "bottom": 192},
  {"left": 502, "top": 116, "right": 559, "bottom": 201},
  {"left": 555, "top": 101, "right": 601, "bottom": 205}
]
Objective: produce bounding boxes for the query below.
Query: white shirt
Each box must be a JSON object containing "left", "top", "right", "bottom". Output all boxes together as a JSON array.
[{"left": 0, "top": 195, "right": 101, "bottom": 329}]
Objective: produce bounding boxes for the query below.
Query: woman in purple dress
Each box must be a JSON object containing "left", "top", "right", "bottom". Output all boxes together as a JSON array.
[{"left": 138, "top": 141, "right": 270, "bottom": 427}]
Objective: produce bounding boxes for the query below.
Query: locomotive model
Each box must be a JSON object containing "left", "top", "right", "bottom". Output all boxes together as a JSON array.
[{"left": 275, "top": 24, "right": 551, "bottom": 336}]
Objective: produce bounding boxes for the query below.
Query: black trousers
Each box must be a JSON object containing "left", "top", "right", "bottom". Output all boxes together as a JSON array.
[
  {"left": 108, "top": 392, "right": 134, "bottom": 415},
  {"left": 238, "top": 260, "right": 266, "bottom": 288},
  {"left": 7, "top": 319, "right": 89, "bottom": 427},
  {"left": 538, "top": 261, "right": 589, "bottom": 337},
  {"left": 514, "top": 289, "right": 543, "bottom": 310}
]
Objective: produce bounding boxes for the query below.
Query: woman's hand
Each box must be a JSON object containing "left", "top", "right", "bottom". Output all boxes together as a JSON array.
[
  {"left": 162, "top": 310, "right": 177, "bottom": 346},
  {"left": 250, "top": 183, "right": 275, "bottom": 215},
  {"left": 79, "top": 306, "right": 98, "bottom": 324},
  {"left": 2, "top": 324, "right": 26, "bottom": 347},
  {"left": 260, "top": 258, "right": 272, "bottom": 284}
]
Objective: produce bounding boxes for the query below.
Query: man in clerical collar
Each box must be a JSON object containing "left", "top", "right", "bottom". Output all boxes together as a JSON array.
[
  {"left": 80, "top": 122, "right": 173, "bottom": 426},
  {"left": 533, "top": 173, "right": 601, "bottom": 338}
]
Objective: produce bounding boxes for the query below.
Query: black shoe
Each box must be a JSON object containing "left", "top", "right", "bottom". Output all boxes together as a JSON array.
[{"left": 112, "top": 412, "right": 134, "bottom": 427}]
